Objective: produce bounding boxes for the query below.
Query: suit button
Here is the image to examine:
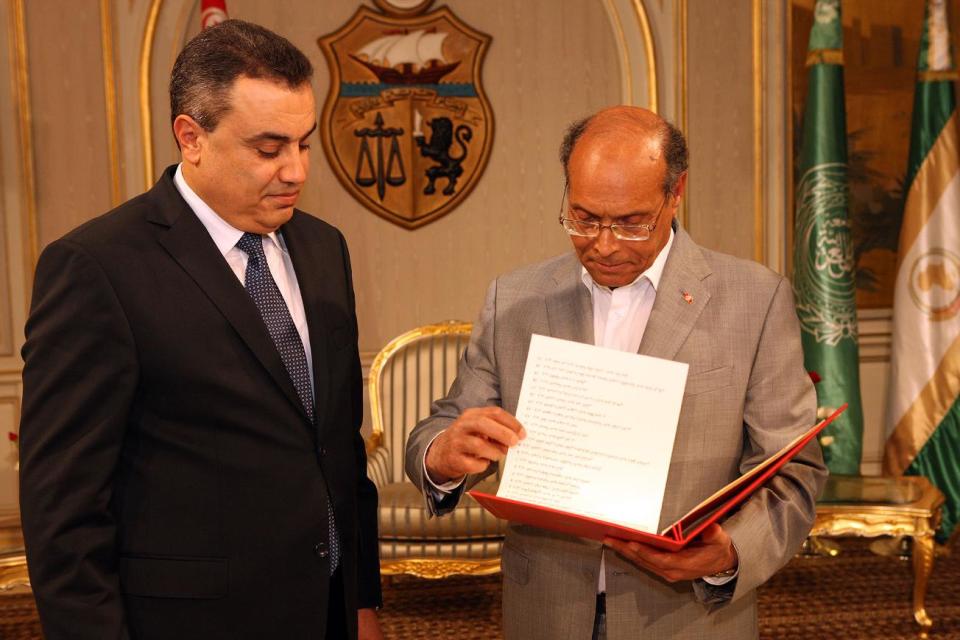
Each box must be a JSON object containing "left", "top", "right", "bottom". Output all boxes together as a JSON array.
[
  {"left": 319, "top": 446, "right": 327, "bottom": 457},
  {"left": 314, "top": 542, "right": 328, "bottom": 559}
]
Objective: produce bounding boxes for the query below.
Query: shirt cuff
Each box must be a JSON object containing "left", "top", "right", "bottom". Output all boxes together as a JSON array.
[{"left": 701, "top": 568, "right": 738, "bottom": 586}]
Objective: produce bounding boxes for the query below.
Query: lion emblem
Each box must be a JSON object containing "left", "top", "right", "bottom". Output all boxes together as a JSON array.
[{"left": 416, "top": 117, "right": 473, "bottom": 196}]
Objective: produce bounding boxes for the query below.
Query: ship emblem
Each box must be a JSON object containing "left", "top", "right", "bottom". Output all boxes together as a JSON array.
[{"left": 318, "top": 1, "right": 494, "bottom": 229}]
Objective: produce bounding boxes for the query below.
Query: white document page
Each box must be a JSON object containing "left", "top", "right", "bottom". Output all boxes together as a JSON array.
[{"left": 497, "top": 334, "right": 689, "bottom": 533}]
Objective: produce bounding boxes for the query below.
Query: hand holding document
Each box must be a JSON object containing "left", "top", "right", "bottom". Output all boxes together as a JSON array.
[
  {"left": 470, "top": 334, "right": 847, "bottom": 550},
  {"left": 495, "top": 334, "right": 688, "bottom": 534}
]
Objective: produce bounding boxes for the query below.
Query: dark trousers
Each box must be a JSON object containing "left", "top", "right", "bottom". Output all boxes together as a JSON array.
[
  {"left": 325, "top": 568, "right": 348, "bottom": 640},
  {"left": 592, "top": 592, "right": 606, "bottom": 640}
]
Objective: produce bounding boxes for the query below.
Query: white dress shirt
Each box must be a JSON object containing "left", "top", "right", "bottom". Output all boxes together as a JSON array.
[
  {"left": 173, "top": 164, "right": 314, "bottom": 388},
  {"left": 584, "top": 230, "right": 673, "bottom": 592}
]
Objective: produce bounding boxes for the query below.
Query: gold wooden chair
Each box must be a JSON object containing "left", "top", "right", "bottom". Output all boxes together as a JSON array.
[
  {"left": 367, "top": 321, "right": 505, "bottom": 579},
  {"left": 0, "top": 514, "right": 29, "bottom": 593}
]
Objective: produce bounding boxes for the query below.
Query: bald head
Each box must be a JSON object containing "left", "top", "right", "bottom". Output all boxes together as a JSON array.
[{"left": 559, "top": 106, "right": 687, "bottom": 195}]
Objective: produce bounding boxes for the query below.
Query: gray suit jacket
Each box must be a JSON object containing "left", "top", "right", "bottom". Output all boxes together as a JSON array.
[{"left": 406, "top": 225, "right": 827, "bottom": 640}]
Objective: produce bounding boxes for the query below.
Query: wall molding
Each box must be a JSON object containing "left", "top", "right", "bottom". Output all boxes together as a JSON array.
[
  {"left": 602, "top": 0, "right": 658, "bottom": 112},
  {"left": 753, "top": 0, "right": 765, "bottom": 265},
  {"left": 8, "top": 0, "right": 37, "bottom": 273},
  {"left": 676, "top": 0, "right": 688, "bottom": 228},
  {"left": 139, "top": 0, "right": 163, "bottom": 190},
  {"left": 1, "top": 0, "right": 31, "bottom": 374},
  {"left": 100, "top": 0, "right": 123, "bottom": 207}
]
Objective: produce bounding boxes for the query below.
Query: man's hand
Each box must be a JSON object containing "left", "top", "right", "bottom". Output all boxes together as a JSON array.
[
  {"left": 425, "top": 407, "right": 526, "bottom": 483},
  {"left": 603, "top": 523, "right": 738, "bottom": 583},
  {"left": 358, "top": 607, "right": 384, "bottom": 640}
]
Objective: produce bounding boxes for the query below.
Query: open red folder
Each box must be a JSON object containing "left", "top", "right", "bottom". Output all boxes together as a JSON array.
[{"left": 469, "top": 404, "right": 846, "bottom": 551}]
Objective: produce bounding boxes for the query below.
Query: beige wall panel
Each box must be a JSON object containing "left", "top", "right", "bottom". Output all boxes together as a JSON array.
[
  {"left": 763, "top": 0, "right": 789, "bottom": 274},
  {"left": 858, "top": 309, "right": 893, "bottom": 475},
  {"left": 685, "top": 0, "right": 755, "bottom": 259},
  {"left": 0, "top": 0, "right": 31, "bottom": 370},
  {"left": 26, "top": 0, "right": 113, "bottom": 249},
  {"left": 111, "top": 0, "right": 153, "bottom": 200},
  {"left": 859, "top": 358, "right": 889, "bottom": 476},
  {"left": 0, "top": 157, "right": 12, "bottom": 358},
  {"left": 149, "top": 0, "right": 623, "bottom": 352}
]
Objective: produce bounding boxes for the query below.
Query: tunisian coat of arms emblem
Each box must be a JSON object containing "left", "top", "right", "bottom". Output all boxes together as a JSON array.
[{"left": 318, "top": 1, "right": 494, "bottom": 229}]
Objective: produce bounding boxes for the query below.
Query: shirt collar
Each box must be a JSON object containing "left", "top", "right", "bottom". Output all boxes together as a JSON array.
[
  {"left": 580, "top": 227, "right": 675, "bottom": 293},
  {"left": 173, "top": 163, "right": 285, "bottom": 256}
]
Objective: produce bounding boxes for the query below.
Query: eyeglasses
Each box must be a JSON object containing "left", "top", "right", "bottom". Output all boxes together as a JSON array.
[{"left": 558, "top": 184, "right": 672, "bottom": 242}]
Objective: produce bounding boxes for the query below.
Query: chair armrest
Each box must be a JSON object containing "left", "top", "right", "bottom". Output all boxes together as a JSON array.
[{"left": 366, "top": 444, "right": 392, "bottom": 489}]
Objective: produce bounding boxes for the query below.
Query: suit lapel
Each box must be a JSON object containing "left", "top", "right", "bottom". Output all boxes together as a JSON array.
[
  {"left": 280, "top": 216, "right": 331, "bottom": 434},
  {"left": 639, "top": 225, "right": 712, "bottom": 360},
  {"left": 546, "top": 254, "right": 594, "bottom": 344},
  {"left": 146, "top": 168, "right": 311, "bottom": 425}
]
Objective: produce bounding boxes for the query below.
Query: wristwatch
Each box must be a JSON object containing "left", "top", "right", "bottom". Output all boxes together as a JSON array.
[{"left": 709, "top": 567, "right": 737, "bottom": 579}]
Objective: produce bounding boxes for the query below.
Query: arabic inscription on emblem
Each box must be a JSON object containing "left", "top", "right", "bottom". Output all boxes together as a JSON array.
[{"left": 793, "top": 162, "right": 859, "bottom": 346}]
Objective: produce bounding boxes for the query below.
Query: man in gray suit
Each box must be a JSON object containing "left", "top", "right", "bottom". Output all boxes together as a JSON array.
[{"left": 405, "top": 106, "right": 828, "bottom": 639}]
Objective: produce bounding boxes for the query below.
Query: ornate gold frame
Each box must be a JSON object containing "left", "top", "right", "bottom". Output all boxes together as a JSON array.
[
  {"left": 367, "top": 319, "right": 471, "bottom": 453},
  {"left": 380, "top": 557, "right": 500, "bottom": 579},
  {"left": 368, "top": 321, "right": 502, "bottom": 579},
  {"left": 0, "top": 553, "right": 28, "bottom": 592},
  {"left": 0, "top": 515, "right": 28, "bottom": 592}
]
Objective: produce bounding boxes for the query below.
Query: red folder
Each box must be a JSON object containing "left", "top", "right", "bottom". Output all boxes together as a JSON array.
[{"left": 469, "top": 404, "right": 846, "bottom": 551}]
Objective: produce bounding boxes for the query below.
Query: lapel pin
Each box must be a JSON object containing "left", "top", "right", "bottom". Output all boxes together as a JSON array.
[{"left": 681, "top": 289, "right": 693, "bottom": 304}]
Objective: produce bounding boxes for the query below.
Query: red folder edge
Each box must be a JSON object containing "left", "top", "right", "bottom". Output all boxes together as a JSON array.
[{"left": 469, "top": 404, "right": 846, "bottom": 551}]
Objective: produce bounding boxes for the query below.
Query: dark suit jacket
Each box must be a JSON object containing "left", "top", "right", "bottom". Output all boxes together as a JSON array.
[{"left": 19, "top": 166, "right": 381, "bottom": 640}]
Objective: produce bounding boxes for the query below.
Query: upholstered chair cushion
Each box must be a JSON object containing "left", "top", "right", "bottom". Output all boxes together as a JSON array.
[{"left": 377, "top": 477, "right": 506, "bottom": 541}]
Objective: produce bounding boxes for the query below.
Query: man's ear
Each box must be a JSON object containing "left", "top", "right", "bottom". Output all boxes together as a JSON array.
[
  {"left": 671, "top": 171, "right": 688, "bottom": 204},
  {"left": 173, "top": 114, "right": 205, "bottom": 164}
]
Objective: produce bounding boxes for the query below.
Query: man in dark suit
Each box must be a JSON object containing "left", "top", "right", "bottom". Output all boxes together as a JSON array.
[{"left": 19, "top": 20, "right": 381, "bottom": 640}]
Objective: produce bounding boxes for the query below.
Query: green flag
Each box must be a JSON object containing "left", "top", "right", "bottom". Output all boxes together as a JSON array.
[
  {"left": 793, "top": 0, "right": 864, "bottom": 475},
  {"left": 885, "top": 0, "right": 960, "bottom": 543}
]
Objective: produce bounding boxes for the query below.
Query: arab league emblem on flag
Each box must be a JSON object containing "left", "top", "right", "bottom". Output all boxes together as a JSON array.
[
  {"left": 793, "top": 0, "right": 865, "bottom": 476},
  {"left": 318, "top": 1, "right": 493, "bottom": 229}
]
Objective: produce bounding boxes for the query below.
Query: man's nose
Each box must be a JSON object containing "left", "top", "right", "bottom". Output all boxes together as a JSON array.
[
  {"left": 279, "top": 149, "right": 308, "bottom": 184},
  {"left": 593, "top": 226, "right": 620, "bottom": 256}
]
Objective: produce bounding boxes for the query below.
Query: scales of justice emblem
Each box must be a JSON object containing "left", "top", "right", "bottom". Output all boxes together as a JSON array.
[{"left": 318, "top": 0, "right": 494, "bottom": 229}]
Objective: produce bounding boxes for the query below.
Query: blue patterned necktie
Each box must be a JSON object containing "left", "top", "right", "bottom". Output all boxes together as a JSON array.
[{"left": 236, "top": 232, "right": 340, "bottom": 573}]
